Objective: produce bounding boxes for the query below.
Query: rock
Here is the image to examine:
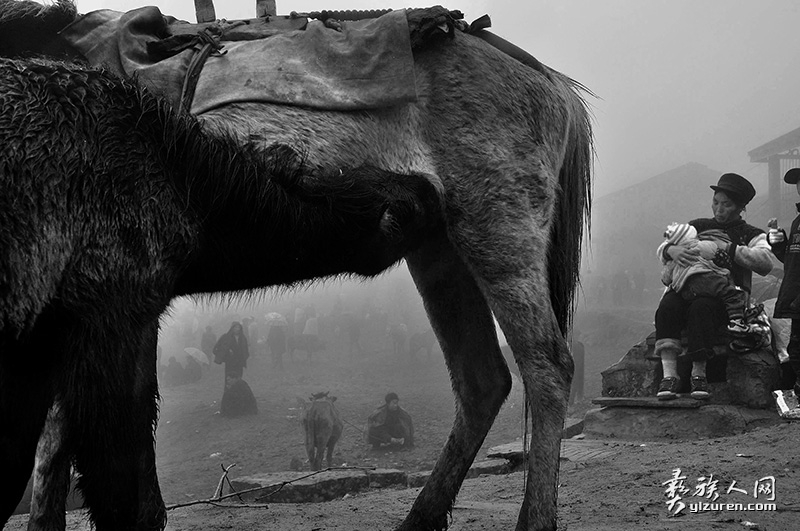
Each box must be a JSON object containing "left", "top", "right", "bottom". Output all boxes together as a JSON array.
[
  {"left": 230, "top": 470, "right": 369, "bottom": 503},
  {"left": 487, "top": 440, "right": 529, "bottom": 462},
  {"left": 583, "top": 405, "right": 780, "bottom": 440},
  {"left": 367, "top": 468, "right": 407, "bottom": 488},
  {"left": 407, "top": 470, "right": 430, "bottom": 488},
  {"left": 465, "top": 458, "right": 512, "bottom": 479},
  {"left": 563, "top": 417, "right": 585, "bottom": 438},
  {"left": 726, "top": 349, "right": 781, "bottom": 408},
  {"left": 601, "top": 339, "right": 661, "bottom": 398},
  {"left": 601, "top": 331, "right": 781, "bottom": 408}
]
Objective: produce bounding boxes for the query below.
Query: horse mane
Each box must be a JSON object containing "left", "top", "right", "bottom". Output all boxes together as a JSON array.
[
  {"left": 548, "top": 72, "right": 594, "bottom": 336},
  {"left": 0, "top": 0, "right": 79, "bottom": 57}
]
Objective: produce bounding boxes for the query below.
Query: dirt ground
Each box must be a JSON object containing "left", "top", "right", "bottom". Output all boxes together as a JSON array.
[{"left": 7, "top": 322, "right": 800, "bottom": 531}]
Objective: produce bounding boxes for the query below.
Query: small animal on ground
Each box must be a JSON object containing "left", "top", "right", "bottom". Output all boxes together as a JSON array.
[{"left": 298, "top": 392, "right": 343, "bottom": 471}]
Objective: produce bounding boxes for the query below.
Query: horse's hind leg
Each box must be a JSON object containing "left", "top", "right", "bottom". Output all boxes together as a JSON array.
[
  {"left": 444, "top": 175, "right": 572, "bottom": 531},
  {"left": 399, "top": 233, "right": 513, "bottom": 531},
  {"left": 483, "top": 262, "right": 572, "bottom": 531}
]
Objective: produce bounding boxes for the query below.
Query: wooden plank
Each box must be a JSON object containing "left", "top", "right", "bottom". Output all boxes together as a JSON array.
[
  {"left": 256, "top": 0, "right": 277, "bottom": 17},
  {"left": 591, "top": 396, "right": 702, "bottom": 409},
  {"left": 489, "top": 439, "right": 619, "bottom": 463},
  {"left": 194, "top": 0, "right": 216, "bottom": 23}
]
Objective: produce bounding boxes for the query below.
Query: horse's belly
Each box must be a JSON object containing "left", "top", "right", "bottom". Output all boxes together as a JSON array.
[{"left": 199, "top": 103, "right": 438, "bottom": 177}]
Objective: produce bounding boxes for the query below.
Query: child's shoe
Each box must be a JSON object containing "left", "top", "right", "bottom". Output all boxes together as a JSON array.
[
  {"left": 690, "top": 376, "right": 710, "bottom": 400},
  {"left": 657, "top": 377, "right": 680, "bottom": 400}
]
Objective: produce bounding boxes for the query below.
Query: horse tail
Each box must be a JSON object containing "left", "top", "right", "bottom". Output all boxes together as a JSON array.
[
  {"left": 548, "top": 74, "right": 594, "bottom": 336},
  {"left": 0, "top": 0, "right": 78, "bottom": 57}
]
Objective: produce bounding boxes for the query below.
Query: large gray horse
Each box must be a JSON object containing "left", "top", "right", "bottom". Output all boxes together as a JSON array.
[{"left": 0, "top": 2, "right": 593, "bottom": 530}]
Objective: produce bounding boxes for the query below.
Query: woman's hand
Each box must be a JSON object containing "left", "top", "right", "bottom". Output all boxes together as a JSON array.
[{"left": 667, "top": 243, "right": 700, "bottom": 267}]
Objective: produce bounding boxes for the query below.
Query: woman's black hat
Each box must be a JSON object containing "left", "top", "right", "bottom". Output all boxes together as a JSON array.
[
  {"left": 784, "top": 168, "right": 800, "bottom": 184},
  {"left": 710, "top": 173, "right": 756, "bottom": 205}
]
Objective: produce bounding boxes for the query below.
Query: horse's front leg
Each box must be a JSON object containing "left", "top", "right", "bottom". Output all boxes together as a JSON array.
[
  {"left": 399, "top": 233, "right": 513, "bottom": 531},
  {"left": 0, "top": 337, "right": 58, "bottom": 526},
  {"left": 69, "top": 322, "right": 165, "bottom": 531}
]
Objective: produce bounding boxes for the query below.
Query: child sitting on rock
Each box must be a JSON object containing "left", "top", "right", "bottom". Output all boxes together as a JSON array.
[{"left": 658, "top": 222, "right": 750, "bottom": 334}]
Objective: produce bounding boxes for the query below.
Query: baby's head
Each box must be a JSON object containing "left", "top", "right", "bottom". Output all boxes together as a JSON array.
[{"left": 664, "top": 222, "right": 697, "bottom": 245}]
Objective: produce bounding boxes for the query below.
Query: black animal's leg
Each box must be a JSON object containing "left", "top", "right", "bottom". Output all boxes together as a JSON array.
[
  {"left": 0, "top": 338, "right": 57, "bottom": 525},
  {"left": 132, "top": 325, "right": 167, "bottom": 530},
  {"left": 28, "top": 401, "right": 71, "bottom": 531},
  {"left": 69, "top": 324, "right": 165, "bottom": 531},
  {"left": 398, "top": 234, "right": 512, "bottom": 531}
]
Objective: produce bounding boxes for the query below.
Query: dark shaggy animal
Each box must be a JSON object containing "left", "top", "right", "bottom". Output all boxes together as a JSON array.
[
  {"left": 0, "top": 56, "right": 438, "bottom": 530},
  {"left": 1, "top": 2, "right": 593, "bottom": 530}
]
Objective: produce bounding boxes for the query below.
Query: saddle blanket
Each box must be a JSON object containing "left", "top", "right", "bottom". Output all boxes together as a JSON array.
[{"left": 61, "top": 6, "right": 418, "bottom": 114}]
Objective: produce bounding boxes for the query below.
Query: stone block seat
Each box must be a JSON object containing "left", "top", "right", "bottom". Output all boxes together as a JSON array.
[
  {"left": 602, "top": 329, "right": 780, "bottom": 408},
  {"left": 585, "top": 328, "right": 783, "bottom": 440}
]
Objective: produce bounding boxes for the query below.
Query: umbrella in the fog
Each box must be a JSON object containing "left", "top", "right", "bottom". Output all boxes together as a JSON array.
[
  {"left": 265, "top": 312, "right": 288, "bottom": 326},
  {"left": 182, "top": 347, "right": 210, "bottom": 365}
]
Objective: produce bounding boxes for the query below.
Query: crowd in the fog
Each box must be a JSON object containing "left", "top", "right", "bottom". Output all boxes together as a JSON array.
[{"left": 155, "top": 274, "right": 438, "bottom": 402}]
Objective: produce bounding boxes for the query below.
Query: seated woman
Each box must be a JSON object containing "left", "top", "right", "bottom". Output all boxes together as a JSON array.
[{"left": 655, "top": 173, "right": 773, "bottom": 400}]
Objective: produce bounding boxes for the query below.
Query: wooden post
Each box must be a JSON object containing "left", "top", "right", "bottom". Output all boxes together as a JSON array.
[
  {"left": 195, "top": 0, "right": 216, "bottom": 23},
  {"left": 768, "top": 155, "right": 782, "bottom": 221},
  {"left": 256, "top": 0, "right": 277, "bottom": 17}
]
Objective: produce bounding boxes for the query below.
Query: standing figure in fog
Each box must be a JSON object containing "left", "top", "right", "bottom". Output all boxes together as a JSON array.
[
  {"left": 214, "top": 322, "right": 249, "bottom": 379},
  {"left": 266, "top": 315, "right": 289, "bottom": 371},
  {"left": 213, "top": 322, "right": 256, "bottom": 419},
  {"left": 766, "top": 167, "right": 800, "bottom": 399}
]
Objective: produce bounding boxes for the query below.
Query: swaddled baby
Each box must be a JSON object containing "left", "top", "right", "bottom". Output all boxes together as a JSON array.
[{"left": 659, "top": 222, "right": 749, "bottom": 334}]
